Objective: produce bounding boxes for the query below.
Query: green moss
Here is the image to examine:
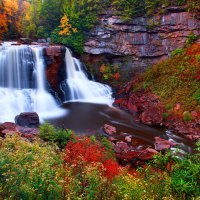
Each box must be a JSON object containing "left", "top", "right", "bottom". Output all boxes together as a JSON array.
[
  {"left": 137, "top": 44, "right": 200, "bottom": 111},
  {"left": 183, "top": 111, "right": 192, "bottom": 122}
]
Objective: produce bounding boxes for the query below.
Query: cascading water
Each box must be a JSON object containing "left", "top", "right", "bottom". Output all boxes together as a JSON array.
[
  {"left": 0, "top": 42, "right": 65, "bottom": 123},
  {"left": 61, "top": 48, "right": 113, "bottom": 104}
]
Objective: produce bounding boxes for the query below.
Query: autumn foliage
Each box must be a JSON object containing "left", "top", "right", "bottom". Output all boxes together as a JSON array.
[
  {"left": 0, "top": 0, "right": 30, "bottom": 39},
  {"left": 59, "top": 14, "right": 77, "bottom": 36},
  {"left": 65, "top": 137, "right": 120, "bottom": 180}
]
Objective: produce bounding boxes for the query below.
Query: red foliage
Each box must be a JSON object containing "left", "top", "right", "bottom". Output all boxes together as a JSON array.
[
  {"left": 103, "top": 159, "right": 120, "bottom": 180},
  {"left": 195, "top": 70, "right": 200, "bottom": 81},
  {"left": 65, "top": 138, "right": 105, "bottom": 164},
  {"left": 187, "top": 44, "right": 200, "bottom": 56},
  {"left": 113, "top": 72, "right": 120, "bottom": 80},
  {"left": 65, "top": 137, "right": 120, "bottom": 179}
]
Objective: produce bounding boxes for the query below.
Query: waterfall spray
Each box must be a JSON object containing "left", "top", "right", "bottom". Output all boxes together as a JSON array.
[{"left": 61, "top": 48, "right": 113, "bottom": 104}]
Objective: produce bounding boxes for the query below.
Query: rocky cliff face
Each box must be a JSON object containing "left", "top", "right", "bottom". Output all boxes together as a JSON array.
[
  {"left": 44, "top": 46, "right": 66, "bottom": 100},
  {"left": 83, "top": 8, "right": 199, "bottom": 73}
]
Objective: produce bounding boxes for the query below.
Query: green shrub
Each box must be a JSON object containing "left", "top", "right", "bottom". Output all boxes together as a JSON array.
[
  {"left": 183, "top": 111, "right": 192, "bottom": 122},
  {"left": 39, "top": 122, "right": 75, "bottom": 148},
  {"left": 193, "top": 89, "right": 200, "bottom": 102},
  {"left": 186, "top": 32, "right": 198, "bottom": 46},
  {"left": 163, "top": 112, "right": 169, "bottom": 120},
  {"left": 141, "top": 143, "right": 200, "bottom": 199},
  {"left": 0, "top": 135, "right": 64, "bottom": 200},
  {"left": 171, "top": 142, "right": 200, "bottom": 198},
  {"left": 113, "top": 173, "right": 145, "bottom": 200},
  {"left": 171, "top": 48, "right": 184, "bottom": 56}
]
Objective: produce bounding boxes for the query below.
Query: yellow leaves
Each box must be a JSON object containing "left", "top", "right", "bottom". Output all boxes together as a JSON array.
[
  {"left": 59, "top": 14, "right": 78, "bottom": 36},
  {"left": 100, "top": 64, "right": 106, "bottom": 73}
]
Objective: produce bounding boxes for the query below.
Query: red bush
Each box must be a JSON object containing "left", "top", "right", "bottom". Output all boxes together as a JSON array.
[
  {"left": 103, "top": 159, "right": 120, "bottom": 180},
  {"left": 113, "top": 72, "right": 120, "bottom": 80},
  {"left": 187, "top": 44, "right": 200, "bottom": 56},
  {"left": 65, "top": 137, "right": 120, "bottom": 179},
  {"left": 195, "top": 70, "right": 200, "bottom": 81}
]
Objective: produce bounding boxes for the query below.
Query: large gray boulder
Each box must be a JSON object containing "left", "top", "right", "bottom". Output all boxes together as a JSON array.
[{"left": 15, "top": 112, "right": 39, "bottom": 128}]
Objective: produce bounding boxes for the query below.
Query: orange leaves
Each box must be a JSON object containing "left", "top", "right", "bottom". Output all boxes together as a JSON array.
[
  {"left": 187, "top": 43, "right": 200, "bottom": 56},
  {"left": 0, "top": 0, "right": 30, "bottom": 38},
  {"left": 100, "top": 64, "right": 106, "bottom": 73},
  {"left": 59, "top": 14, "right": 78, "bottom": 36}
]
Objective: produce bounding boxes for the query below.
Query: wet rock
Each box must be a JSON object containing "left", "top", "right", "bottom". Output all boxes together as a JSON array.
[
  {"left": 16, "top": 126, "right": 39, "bottom": 135},
  {"left": 0, "top": 123, "right": 17, "bottom": 137},
  {"left": 108, "top": 136, "right": 117, "bottom": 142},
  {"left": 37, "top": 38, "right": 46, "bottom": 43},
  {"left": 44, "top": 46, "right": 66, "bottom": 97},
  {"left": 44, "top": 46, "right": 65, "bottom": 56},
  {"left": 136, "top": 148, "right": 158, "bottom": 160},
  {"left": 2, "top": 130, "right": 17, "bottom": 136},
  {"left": 125, "top": 135, "right": 132, "bottom": 143},
  {"left": 155, "top": 137, "right": 177, "bottom": 151},
  {"left": 2, "top": 122, "right": 16, "bottom": 131},
  {"left": 173, "top": 121, "right": 200, "bottom": 141},
  {"left": 103, "top": 124, "right": 117, "bottom": 135},
  {"left": 19, "top": 38, "right": 32, "bottom": 44},
  {"left": 140, "top": 106, "right": 164, "bottom": 126},
  {"left": 15, "top": 112, "right": 39, "bottom": 128},
  {"left": 115, "top": 147, "right": 158, "bottom": 162},
  {"left": 113, "top": 141, "right": 130, "bottom": 154}
]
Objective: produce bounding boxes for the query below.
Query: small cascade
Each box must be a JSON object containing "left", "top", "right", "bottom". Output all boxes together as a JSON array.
[
  {"left": 0, "top": 43, "right": 65, "bottom": 123},
  {"left": 61, "top": 48, "right": 113, "bottom": 104}
]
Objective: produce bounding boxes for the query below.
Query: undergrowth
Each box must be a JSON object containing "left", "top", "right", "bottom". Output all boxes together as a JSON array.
[
  {"left": 0, "top": 123, "right": 199, "bottom": 199},
  {"left": 136, "top": 43, "right": 200, "bottom": 112}
]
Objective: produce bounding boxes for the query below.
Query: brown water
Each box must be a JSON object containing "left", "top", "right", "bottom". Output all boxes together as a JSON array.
[{"left": 45, "top": 102, "right": 193, "bottom": 153}]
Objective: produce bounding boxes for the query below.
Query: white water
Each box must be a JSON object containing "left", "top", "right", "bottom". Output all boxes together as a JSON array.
[
  {"left": 61, "top": 48, "right": 113, "bottom": 104},
  {"left": 0, "top": 43, "right": 65, "bottom": 123}
]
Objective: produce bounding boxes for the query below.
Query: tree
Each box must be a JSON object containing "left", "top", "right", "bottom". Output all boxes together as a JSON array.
[
  {"left": 59, "top": 14, "right": 77, "bottom": 36},
  {"left": 0, "top": 0, "right": 30, "bottom": 39}
]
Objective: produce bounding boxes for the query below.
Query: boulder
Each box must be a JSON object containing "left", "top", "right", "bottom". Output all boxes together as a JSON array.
[
  {"left": 15, "top": 112, "right": 39, "bottom": 128},
  {"left": 140, "top": 106, "right": 164, "bottom": 126},
  {"left": 115, "top": 147, "right": 158, "bottom": 162},
  {"left": 108, "top": 136, "right": 117, "bottom": 142},
  {"left": 37, "top": 38, "right": 46, "bottom": 43},
  {"left": 103, "top": 124, "right": 117, "bottom": 135},
  {"left": 125, "top": 135, "right": 132, "bottom": 143},
  {"left": 2, "top": 122, "right": 16, "bottom": 131},
  {"left": 155, "top": 137, "right": 177, "bottom": 151},
  {"left": 113, "top": 141, "right": 130, "bottom": 154},
  {"left": 16, "top": 126, "right": 39, "bottom": 135},
  {"left": 2, "top": 130, "right": 18, "bottom": 136},
  {"left": 19, "top": 38, "right": 32, "bottom": 44}
]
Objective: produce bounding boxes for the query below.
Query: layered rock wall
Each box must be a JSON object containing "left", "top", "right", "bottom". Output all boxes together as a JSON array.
[
  {"left": 44, "top": 46, "right": 66, "bottom": 99},
  {"left": 83, "top": 8, "right": 199, "bottom": 73}
]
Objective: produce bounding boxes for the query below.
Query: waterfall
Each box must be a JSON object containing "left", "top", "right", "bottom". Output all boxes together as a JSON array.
[
  {"left": 0, "top": 42, "right": 65, "bottom": 123},
  {"left": 61, "top": 48, "right": 113, "bottom": 104}
]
